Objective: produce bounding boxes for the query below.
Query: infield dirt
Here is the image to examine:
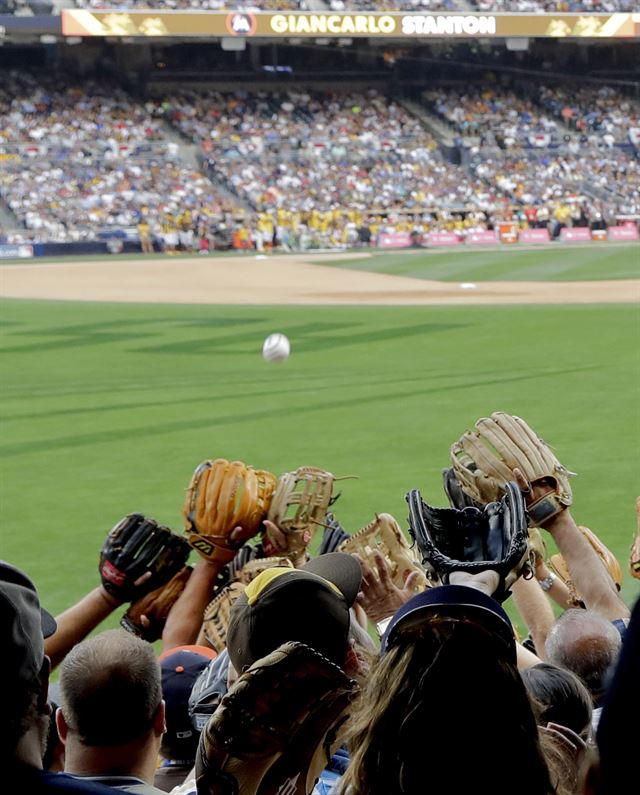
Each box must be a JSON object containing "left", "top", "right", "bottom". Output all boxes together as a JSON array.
[{"left": 1, "top": 252, "right": 638, "bottom": 305}]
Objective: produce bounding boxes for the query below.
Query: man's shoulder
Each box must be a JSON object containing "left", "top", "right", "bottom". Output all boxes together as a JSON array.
[
  {"left": 71, "top": 777, "right": 166, "bottom": 795},
  {"left": 11, "top": 769, "right": 121, "bottom": 793}
]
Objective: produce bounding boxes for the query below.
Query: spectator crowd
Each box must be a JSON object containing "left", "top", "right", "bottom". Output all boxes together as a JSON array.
[
  {"left": 425, "top": 85, "right": 562, "bottom": 148},
  {"left": 2, "top": 0, "right": 636, "bottom": 11},
  {"left": 471, "top": 0, "right": 636, "bottom": 11},
  {"left": 537, "top": 84, "right": 640, "bottom": 145},
  {"left": 1, "top": 73, "right": 638, "bottom": 250}
]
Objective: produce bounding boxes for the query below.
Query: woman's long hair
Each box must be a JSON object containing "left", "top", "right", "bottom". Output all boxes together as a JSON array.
[
  {"left": 522, "top": 662, "right": 593, "bottom": 740},
  {"left": 340, "top": 616, "right": 555, "bottom": 795}
]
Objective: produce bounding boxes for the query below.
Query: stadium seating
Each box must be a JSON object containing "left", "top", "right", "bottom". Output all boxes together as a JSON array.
[
  {"left": 424, "top": 81, "right": 639, "bottom": 149},
  {"left": 160, "top": 88, "right": 497, "bottom": 215},
  {"left": 470, "top": 0, "right": 636, "bottom": 11},
  {"left": 472, "top": 148, "right": 640, "bottom": 217},
  {"left": 424, "top": 85, "right": 562, "bottom": 148},
  {"left": 74, "top": 0, "right": 303, "bottom": 10},
  {"left": 1, "top": 72, "right": 638, "bottom": 247},
  {"left": 1, "top": 0, "right": 635, "bottom": 11},
  {"left": 330, "top": 0, "right": 455, "bottom": 11},
  {"left": 0, "top": 73, "right": 244, "bottom": 243},
  {"left": 537, "top": 84, "right": 640, "bottom": 145}
]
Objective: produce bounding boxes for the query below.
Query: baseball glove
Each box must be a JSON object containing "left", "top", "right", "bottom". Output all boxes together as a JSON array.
[
  {"left": 549, "top": 525, "right": 623, "bottom": 593},
  {"left": 183, "top": 459, "right": 277, "bottom": 565},
  {"left": 318, "top": 513, "right": 350, "bottom": 555},
  {"left": 265, "top": 467, "right": 336, "bottom": 566},
  {"left": 121, "top": 565, "right": 192, "bottom": 642},
  {"left": 189, "top": 651, "right": 231, "bottom": 733},
  {"left": 442, "top": 467, "right": 482, "bottom": 510},
  {"left": 200, "top": 581, "right": 247, "bottom": 654},
  {"left": 233, "top": 556, "right": 294, "bottom": 585},
  {"left": 406, "top": 481, "right": 532, "bottom": 602},
  {"left": 451, "top": 412, "right": 574, "bottom": 527},
  {"left": 195, "top": 641, "right": 356, "bottom": 795},
  {"left": 631, "top": 497, "right": 640, "bottom": 580},
  {"left": 199, "top": 557, "right": 295, "bottom": 652},
  {"left": 99, "top": 513, "right": 191, "bottom": 603},
  {"left": 339, "top": 513, "right": 427, "bottom": 593},
  {"left": 213, "top": 544, "right": 259, "bottom": 594}
]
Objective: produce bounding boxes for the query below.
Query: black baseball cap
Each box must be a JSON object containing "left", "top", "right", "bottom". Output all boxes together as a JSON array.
[
  {"left": 226, "top": 552, "right": 362, "bottom": 673},
  {"left": 0, "top": 561, "right": 57, "bottom": 685}
]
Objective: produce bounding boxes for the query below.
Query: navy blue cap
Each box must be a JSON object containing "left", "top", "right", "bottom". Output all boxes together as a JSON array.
[
  {"left": 381, "top": 585, "right": 516, "bottom": 663},
  {"left": 160, "top": 646, "right": 216, "bottom": 761}
]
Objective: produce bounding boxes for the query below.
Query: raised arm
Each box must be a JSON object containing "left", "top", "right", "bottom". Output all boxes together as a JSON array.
[
  {"left": 161, "top": 557, "right": 222, "bottom": 653},
  {"left": 45, "top": 586, "right": 122, "bottom": 670},
  {"left": 513, "top": 468, "right": 628, "bottom": 622},
  {"left": 511, "top": 575, "right": 555, "bottom": 660},
  {"left": 542, "top": 510, "right": 628, "bottom": 622}
]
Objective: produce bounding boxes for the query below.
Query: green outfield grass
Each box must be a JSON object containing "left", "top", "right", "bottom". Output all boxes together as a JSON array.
[
  {"left": 1, "top": 296, "right": 639, "bottom": 626},
  {"left": 325, "top": 243, "right": 640, "bottom": 282}
]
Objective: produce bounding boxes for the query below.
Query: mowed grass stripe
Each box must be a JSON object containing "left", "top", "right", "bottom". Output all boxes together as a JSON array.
[{"left": 1, "top": 364, "right": 602, "bottom": 457}]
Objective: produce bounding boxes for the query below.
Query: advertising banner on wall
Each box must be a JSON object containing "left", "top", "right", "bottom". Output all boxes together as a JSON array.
[
  {"left": 608, "top": 225, "right": 639, "bottom": 241},
  {"left": 0, "top": 244, "right": 34, "bottom": 259},
  {"left": 519, "top": 229, "right": 551, "bottom": 244},
  {"left": 560, "top": 227, "right": 591, "bottom": 242},
  {"left": 428, "top": 231, "right": 461, "bottom": 247},
  {"left": 467, "top": 231, "right": 497, "bottom": 245},
  {"left": 61, "top": 11, "right": 640, "bottom": 39},
  {"left": 378, "top": 233, "right": 414, "bottom": 248}
]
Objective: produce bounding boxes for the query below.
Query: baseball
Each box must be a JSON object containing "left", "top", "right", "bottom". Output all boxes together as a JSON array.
[{"left": 262, "top": 333, "right": 290, "bottom": 362}]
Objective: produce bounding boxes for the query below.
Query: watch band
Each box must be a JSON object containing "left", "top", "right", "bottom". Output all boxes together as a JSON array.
[{"left": 537, "top": 572, "right": 557, "bottom": 592}]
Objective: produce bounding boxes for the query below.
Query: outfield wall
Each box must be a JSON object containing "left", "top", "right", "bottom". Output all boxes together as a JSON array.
[{"left": 2, "top": 225, "right": 638, "bottom": 259}]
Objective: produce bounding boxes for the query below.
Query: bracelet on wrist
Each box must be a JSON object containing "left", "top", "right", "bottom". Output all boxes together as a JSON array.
[{"left": 537, "top": 572, "right": 557, "bottom": 592}]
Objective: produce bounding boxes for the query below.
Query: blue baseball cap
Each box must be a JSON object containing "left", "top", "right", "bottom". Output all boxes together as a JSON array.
[
  {"left": 159, "top": 645, "right": 217, "bottom": 761},
  {"left": 381, "top": 585, "right": 516, "bottom": 663}
]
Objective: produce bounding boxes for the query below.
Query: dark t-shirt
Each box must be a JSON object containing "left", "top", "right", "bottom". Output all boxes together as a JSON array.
[{"left": 9, "top": 769, "right": 120, "bottom": 793}]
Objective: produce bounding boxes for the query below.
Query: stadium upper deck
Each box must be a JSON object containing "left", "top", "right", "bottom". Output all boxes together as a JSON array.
[
  {"left": 0, "top": 0, "right": 636, "bottom": 13},
  {"left": 425, "top": 83, "right": 640, "bottom": 147}
]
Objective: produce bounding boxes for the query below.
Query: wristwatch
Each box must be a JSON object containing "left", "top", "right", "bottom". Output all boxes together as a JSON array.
[{"left": 537, "top": 572, "right": 557, "bottom": 592}]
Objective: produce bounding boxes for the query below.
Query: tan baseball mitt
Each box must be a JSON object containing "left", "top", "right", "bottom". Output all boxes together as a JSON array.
[
  {"left": 549, "top": 525, "right": 623, "bottom": 593},
  {"left": 183, "top": 458, "right": 277, "bottom": 564},
  {"left": 198, "top": 558, "right": 295, "bottom": 652},
  {"left": 200, "top": 581, "right": 247, "bottom": 654},
  {"left": 630, "top": 497, "right": 640, "bottom": 580},
  {"left": 265, "top": 467, "right": 335, "bottom": 566},
  {"left": 234, "top": 556, "right": 294, "bottom": 585},
  {"left": 451, "top": 411, "right": 574, "bottom": 527},
  {"left": 121, "top": 565, "right": 192, "bottom": 642},
  {"left": 340, "top": 513, "right": 427, "bottom": 593}
]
